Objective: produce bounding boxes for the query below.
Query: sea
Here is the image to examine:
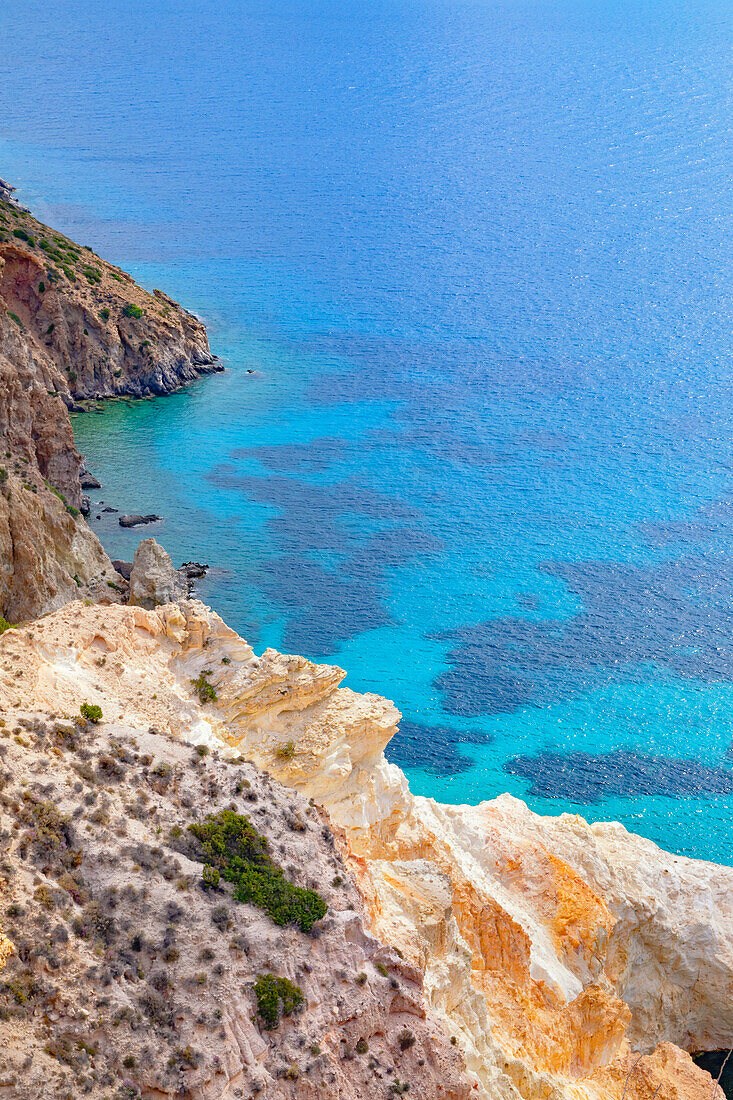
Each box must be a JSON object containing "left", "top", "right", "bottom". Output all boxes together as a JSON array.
[{"left": 3, "top": 0, "right": 733, "bottom": 863}]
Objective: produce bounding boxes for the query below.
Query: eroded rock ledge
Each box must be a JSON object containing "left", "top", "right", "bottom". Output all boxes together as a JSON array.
[
  {"left": 0, "top": 192, "right": 221, "bottom": 622},
  {"left": 1, "top": 599, "right": 729, "bottom": 1100}
]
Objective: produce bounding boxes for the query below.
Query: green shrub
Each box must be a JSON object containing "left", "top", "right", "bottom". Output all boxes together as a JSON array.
[
  {"left": 201, "top": 864, "right": 220, "bottom": 890},
  {"left": 46, "top": 482, "right": 80, "bottom": 517},
  {"left": 99, "top": 308, "right": 110, "bottom": 321},
  {"left": 38, "top": 281, "right": 45, "bottom": 293},
  {"left": 8, "top": 312, "right": 23, "bottom": 328},
  {"left": 191, "top": 670, "right": 217, "bottom": 704},
  {"left": 0, "top": 617, "right": 15, "bottom": 636},
  {"left": 80, "top": 703, "right": 103, "bottom": 724},
  {"left": 189, "top": 809, "right": 327, "bottom": 932},
  {"left": 122, "top": 303, "right": 143, "bottom": 319},
  {"left": 275, "top": 739, "right": 295, "bottom": 761},
  {"left": 0, "top": 468, "right": 7, "bottom": 485},
  {"left": 12, "top": 228, "right": 29, "bottom": 241},
  {"left": 253, "top": 973, "right": 304, "bottom": 1029}
]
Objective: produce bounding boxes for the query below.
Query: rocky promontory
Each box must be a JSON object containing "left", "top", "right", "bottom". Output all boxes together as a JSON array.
[
  {"left": 0, "top": 190, "right": 221, "bottom": 622},
  {"left": 0, "top": 599, "right": 729, "bottom": 1100}
]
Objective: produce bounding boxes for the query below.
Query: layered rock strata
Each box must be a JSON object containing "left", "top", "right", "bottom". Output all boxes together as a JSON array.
[{"left": 1, "top": 599, "right": 729, "bottom": 1100}]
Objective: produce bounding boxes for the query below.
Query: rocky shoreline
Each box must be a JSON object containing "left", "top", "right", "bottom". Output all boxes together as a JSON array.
[{"left": 0, "top": 181, "right": 731, "bottom": 1099}]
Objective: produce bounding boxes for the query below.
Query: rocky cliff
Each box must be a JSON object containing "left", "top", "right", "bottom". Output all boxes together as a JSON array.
[
  {"left": 1, "top": 599, "right": 729, "bottom": 1100},
  {"left": 0, "top": 191, "right": 221, "bottom": 622}
]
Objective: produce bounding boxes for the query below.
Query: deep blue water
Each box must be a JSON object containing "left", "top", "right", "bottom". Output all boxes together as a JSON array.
[{"left": 3, "top": 0, "right": 733, "bottom": 862}]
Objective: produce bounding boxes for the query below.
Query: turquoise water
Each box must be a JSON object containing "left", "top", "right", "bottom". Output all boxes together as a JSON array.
[{"left": 4, "top": 0, "right": 733, "bottom": 863}]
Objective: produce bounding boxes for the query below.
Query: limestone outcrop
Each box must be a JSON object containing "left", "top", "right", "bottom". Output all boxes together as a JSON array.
[
  {"left": 0, "top": 191, "right": 221, "bottom": 622},
  {"left": 0, "top": 599, "right": 729, "bottom": 1100},
  {"left": 128, "top": 537, "right": 187, "bottom": 609}
]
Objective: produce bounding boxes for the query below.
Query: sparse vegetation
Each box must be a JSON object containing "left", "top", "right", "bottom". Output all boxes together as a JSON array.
[
  {"left": 398, "top": 1028, "right": 415, "bottom": 1051},
  {"left": 191, "top": 670, "right": 217, "bottom": 704},
  {"left": 275, "top": 739, "right": 296, "bottom": 761},
  {"left": 201, "top": 864, "right": 220, "bottom": 890},
  {"left": 122, "top": 303, "right": 143, "bottom": 319},
  {"left": 80, "top": 703, "right": 103, "bottom": 724}
]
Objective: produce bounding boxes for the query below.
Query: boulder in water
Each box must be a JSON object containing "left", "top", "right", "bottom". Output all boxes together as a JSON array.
[{"left": 119, "top": 513, "right": 161, "bottom": 528}]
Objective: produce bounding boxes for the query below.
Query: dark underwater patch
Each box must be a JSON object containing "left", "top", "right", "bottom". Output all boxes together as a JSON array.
[
  {"left": 505, "top": 748, "right": 733, "bottom": 801},
  {"left": 388, "top": 720, "right": 491, "bottom": 775},
  {"left": 208, "top": 462, "right": 443, "bottom": 657},
  {"left": 255, "top": 553, "right": 392, "bottom": 657},
  {"left": 232, "top": 437, "right": 349, "bottom": 472},
  {"left": 433, "top": 555, "right": 733, "bottom": 716},
  {"left": 639, "top": 499, "right": 733, "bottom": 548}
]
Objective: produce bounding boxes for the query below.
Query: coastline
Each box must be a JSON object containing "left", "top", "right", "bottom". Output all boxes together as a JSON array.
[{"left": 1, "top": 181, "right": 732, "bottom": 1097}]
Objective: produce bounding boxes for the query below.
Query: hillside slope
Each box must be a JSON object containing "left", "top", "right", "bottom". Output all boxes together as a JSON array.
[{"left": 0, "top": 717, "right": 471, "bottom": 1099}]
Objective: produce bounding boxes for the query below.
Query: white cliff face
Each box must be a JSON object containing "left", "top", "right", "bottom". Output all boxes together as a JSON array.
[{"left": 0, "top": 598, "right": 729, "bottom": 1100}]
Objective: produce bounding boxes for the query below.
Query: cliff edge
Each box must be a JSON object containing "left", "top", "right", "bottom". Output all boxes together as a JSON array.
[{"left": 0, "top": 599, "right": 728, "bottom": 1100}]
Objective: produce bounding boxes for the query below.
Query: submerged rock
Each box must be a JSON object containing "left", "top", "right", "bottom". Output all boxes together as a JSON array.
[{"left": 128, "top": 537, "right": 186, "bottom": 608}]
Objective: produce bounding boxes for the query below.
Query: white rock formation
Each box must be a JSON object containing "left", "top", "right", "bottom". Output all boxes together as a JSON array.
[
  {"left": 128, "top": 537, "right": 186, "bottom": 609},
  {"left": 0, "top": 598, "right": 729, "bottom": 1100}
]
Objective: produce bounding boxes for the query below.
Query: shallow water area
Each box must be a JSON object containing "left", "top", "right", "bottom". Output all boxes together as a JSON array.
[{"left": 4, "top": 0, "right": 733, "bottom": 863}]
